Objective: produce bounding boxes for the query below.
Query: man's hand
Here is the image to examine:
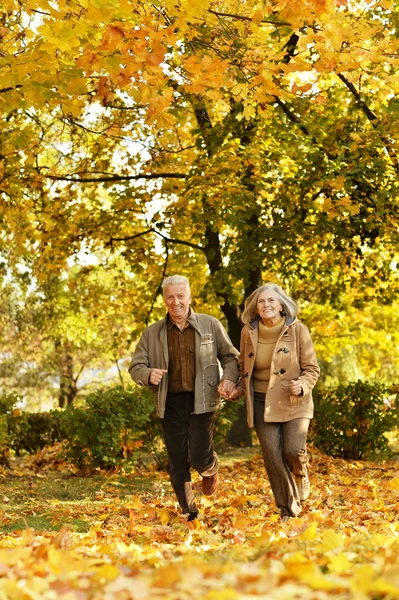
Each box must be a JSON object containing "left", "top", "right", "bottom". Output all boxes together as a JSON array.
[
  {"left": 290, "top": 379, "right": 303, "bottom": 396},
  {"left": 149, "top": 369, "right": 168, "bottom": 386},
  {"left": 218, "top": 379, "right": 238, "bottom": 399}
]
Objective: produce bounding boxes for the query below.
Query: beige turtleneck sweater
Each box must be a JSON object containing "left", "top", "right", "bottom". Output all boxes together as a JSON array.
[{"left": 252, "top": 317, "right": 285, "bottom": 393}]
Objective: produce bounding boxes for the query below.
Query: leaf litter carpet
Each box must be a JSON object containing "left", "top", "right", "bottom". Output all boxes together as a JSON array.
[{"left": 1, "top": 447, "right": 399, "bottom": 599}]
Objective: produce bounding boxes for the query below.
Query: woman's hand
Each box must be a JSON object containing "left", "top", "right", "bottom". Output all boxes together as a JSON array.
[
  {"left": 289, "top": 379, "right": 303, "bottom": 396},
  {"left": 218, "top": 380, "right": 238, "bottom": 399}
]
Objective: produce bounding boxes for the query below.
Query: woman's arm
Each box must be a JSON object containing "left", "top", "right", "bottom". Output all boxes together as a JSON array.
[{"left": 296, "top": 323, "right": 320, "bottom": 396}]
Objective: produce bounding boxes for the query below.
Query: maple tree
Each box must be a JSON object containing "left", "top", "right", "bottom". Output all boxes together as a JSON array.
[
  {"left": 2, "top": 0, "right": 399, "bottom": 414},
  {"left": 2, "top": 5, "right": 399, "bottom": 588},
  {"left": 0, "top": 256, "right": 144, "bottom": 407}
]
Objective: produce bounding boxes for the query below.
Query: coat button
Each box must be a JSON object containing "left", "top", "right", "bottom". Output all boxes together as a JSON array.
[
  {"left": 280, "top": 368, "right": 286, "bottom": 374},
  {"left": 249, "top": 352, "right": 254, "bottom": 358},
  {"left": 283, "top": 347, "right": 289, "bottom": 354}
]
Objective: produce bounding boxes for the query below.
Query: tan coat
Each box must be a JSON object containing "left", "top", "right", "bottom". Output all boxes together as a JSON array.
[{"left": 237, "top": 317, "right": 320, "bottom": 426}]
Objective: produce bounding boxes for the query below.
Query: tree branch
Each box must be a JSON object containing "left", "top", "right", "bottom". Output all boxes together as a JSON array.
[
  {"left": 145, "top": 241, "right": 169, "bottom": 325},
  {"left": 337, "top": 73, "right": 377, "bottom": 121},
  {"left": 43, "top": 172, "right": 187, "bottom": 183},
  {"left": 107, "top": 104, "right": 147, "bottom": 110},
  {"left": 207, "top": 9, "right": 291, "bottom": 26},
  {"left": 0, "top": 85, "right": 23, "bottom": 94},
  {"left": 30, "top": 9, "right": 51, "bottom": 15},
  {"left": 63, "top": 118, "right": 116, "bottom": 136},
  {"left": 274, "top": 97, "right": 335, "bottom": 160},
  {"left": 106, "top": 228, "right": 205, "bottom": 253},
  {"left": 105, "top": 229, "right": 156, "bottom": 246},
  {"left": 337, "top": 72, "right": 399, "bottom": 176},
  {"left": 281, "top": 33, "right": 300, "bottom": 64},
  {"left": 156, "top": 230, "right": 205, "bottom": 252}
]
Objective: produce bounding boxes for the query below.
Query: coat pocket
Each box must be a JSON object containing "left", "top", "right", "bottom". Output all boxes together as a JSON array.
[
  {"left": 279, "top": 380, "right": 307, "bottom": 408},
  {"left": 203, "top": 363, "right": 220, "bottom": 406}
]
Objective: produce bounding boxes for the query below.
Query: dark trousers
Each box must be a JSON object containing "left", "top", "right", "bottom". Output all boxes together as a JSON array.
[
  {"left": 254, "top": 397, "right": 310, "bottom": 517},
  {"left": 160, "top": 392, "right": 218, "bottom": 514}
]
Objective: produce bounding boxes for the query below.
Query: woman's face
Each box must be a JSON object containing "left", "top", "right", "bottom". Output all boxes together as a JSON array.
[{"left": 256, "top": 289, "right": 284, "bottom": 324}]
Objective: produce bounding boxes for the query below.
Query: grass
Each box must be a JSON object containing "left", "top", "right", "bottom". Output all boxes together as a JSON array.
[
  {"left": 0, "top": 464, "right": 157, "bottom": 534},
  {"left": 0, "top": 444, "right": 261, "bottom": 535}
]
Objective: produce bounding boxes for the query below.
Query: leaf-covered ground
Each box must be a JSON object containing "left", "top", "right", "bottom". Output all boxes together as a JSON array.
[{"left": 1, "top": 444, "right": 399, "bottom": 599}]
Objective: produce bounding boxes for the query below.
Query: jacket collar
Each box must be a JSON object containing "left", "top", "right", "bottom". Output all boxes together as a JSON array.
[
  {"left": 163, "top": 308, "right": 199, "bottom": 329},
  {"left": 249, "top": 315, "right": 296, "bottom": 330}
]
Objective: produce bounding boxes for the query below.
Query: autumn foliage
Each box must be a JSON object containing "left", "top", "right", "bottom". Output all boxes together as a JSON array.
[
  {"left": 1, "top": 446, "right": 399, "bottom": 599},
  {"left": 1, "top": 0, "right": 399, "bottom": 594},
  {"left": 1, "top": 0, "right": 399, "bottom": 403}
]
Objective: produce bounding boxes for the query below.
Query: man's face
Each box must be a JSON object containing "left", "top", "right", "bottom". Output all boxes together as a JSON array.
[{"left": 163, "top": 284, "right": 191, "bottom": 320}]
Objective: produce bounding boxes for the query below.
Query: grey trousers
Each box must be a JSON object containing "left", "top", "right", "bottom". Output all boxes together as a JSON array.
[{"left": 254, "top": 399, "right": 310, "bottom": 518}]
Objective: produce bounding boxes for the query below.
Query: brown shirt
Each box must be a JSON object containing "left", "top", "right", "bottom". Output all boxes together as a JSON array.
[{"left": 167, "top": 315, "right": 196, "bottom": 393}]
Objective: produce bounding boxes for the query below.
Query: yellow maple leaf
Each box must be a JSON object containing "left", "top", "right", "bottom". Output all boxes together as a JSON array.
[
  {"left": 159, "top": 510, "right": 170, "bottom": 525},
  {"left": 300, "top": 521, "right": 318, "bottom": 541},
  {"left": 95, "top": 564, "right": 121, "bottom": 581},
  {"left": 328, "top": 553, "right": 351, "bottom": 574},
  {"left": 316, "top": 529, "right": 344, "bottom": 552},
  {"left": 100, "top": 25, "right": 125, "bottom": 51},
  {"left": 387, "top": 478, "right": 399, "bottom": 490}
]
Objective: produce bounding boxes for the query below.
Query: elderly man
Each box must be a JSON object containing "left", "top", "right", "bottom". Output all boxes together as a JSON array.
[{"left": 129, "top": 275, "right": 238, "bottom": 521}]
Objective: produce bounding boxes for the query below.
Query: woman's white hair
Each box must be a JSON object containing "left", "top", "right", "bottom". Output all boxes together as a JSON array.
[
  {"left": 241, "top": 283, "right": 298, "bottom": 325},
  {"left": 162, "top": 275, "right": 191, "bottom": 295}
]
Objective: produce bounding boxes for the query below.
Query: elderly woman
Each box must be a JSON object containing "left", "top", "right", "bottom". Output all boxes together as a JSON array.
[{"left": 228, "top": 284, "right": 320, "bottom": 523}]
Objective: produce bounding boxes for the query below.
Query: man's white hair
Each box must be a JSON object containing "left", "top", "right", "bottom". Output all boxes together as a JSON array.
[{"left": 162, "top": 275, "right": 191, "bottom": 295}]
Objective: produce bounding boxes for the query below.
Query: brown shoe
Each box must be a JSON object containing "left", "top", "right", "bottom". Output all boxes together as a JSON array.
[{"left": 202, "top": 473, "right": 219, "bottom": 496}]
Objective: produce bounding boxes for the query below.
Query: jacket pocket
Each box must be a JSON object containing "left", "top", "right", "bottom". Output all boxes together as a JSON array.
[
  {"left": 203, "top": 364, "right": 220, "bottom": 406},
  {"left": 279, "top": 380, "right": 307, "bottom": 408}
]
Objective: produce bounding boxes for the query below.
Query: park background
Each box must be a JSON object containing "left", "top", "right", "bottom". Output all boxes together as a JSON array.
[{"left": 1, "top": 0, "right": 399, "bottom": 597}]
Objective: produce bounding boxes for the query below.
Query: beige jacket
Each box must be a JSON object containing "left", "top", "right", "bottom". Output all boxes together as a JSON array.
[
  {"left": 128, "top": 311, "right": 239, "bottom": 418},
  {"left": 237, "top": 317, "right": 320, "bottom": 426}
]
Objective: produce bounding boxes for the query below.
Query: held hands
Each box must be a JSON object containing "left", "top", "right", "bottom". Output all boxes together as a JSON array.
[
  {"left": 290, "top": 379, "right": 303, "bottom": 396},
  {"left": 218, "top": 379, "right": 302, "bottom": 398},
  {"left": 149, "top": 368, "right": 167, "bottom": 386},
  {"left": 218, "top": 379, "right": 239, "bottom": 400}
]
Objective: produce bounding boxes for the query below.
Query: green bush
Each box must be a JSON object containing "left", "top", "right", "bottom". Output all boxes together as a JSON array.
[
  {"left": 0, "top": 392, "right": 66, "bottom": 461},
  {"left": 311, "top": 380, "right": 399, "bottom": 460},
  {"left": 0, "top": 393, "right": 22, "bottom": 465},
  {"left": 8, "top": 411, "right": 66, "bottom": 455},
  {"left": 215, "top": 397, "right": 247, "bottom": 443},
  {"left": 60, "top": 385, "right": 163, "bottom": 470}
]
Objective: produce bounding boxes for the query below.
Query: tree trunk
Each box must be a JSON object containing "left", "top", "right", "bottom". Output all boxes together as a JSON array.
[
  {"left": 56, "top": 341, "right": 76, "bottom": 407},
  {"left": 192, "top": 98, "right": 263, "bottom": 447},
  {"left": 222, "top": 307, "right": 254, "bottom": 447}
]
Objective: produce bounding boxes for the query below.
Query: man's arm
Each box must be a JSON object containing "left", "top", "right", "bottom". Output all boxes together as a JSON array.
[
  {"left": 128, "top": 329, "right": 154, "bottom": 387},
  {"left": 214, "top": 318, "right": 239, "bottom": 384},
  {"left": 221, "top": 325, "right": 246, "bottom": 399}
]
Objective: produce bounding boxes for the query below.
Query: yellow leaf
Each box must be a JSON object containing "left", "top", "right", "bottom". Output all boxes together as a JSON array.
[
  {"left": 242, "top": 104, "right": 256, "bottom": 120},
  {"left": 285, "top": 561, "right": 344, "bottom": 591},
  {"left": 205, "top": 589, "right": 239, "bottom": 600},
  {"left": 159, "top": 510, "right": 170, "bottom": 525},
  {"left": 387, "top": 478, "right": 399, "bottom": 490},
  {"left": 95, "top": 564, "right": 121, "bottom": 581},
  {"left": 328, "top": 553, "right": 351, "bottom": 573},
  {"left": 300, "top": 521, "right": 318, "bottom": 541},
  {"left": 101, "top": 25, "right": 125, "bottom": 51},
  {"left": 316, "top": 529, "right": 344, "bottom": 553}
]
